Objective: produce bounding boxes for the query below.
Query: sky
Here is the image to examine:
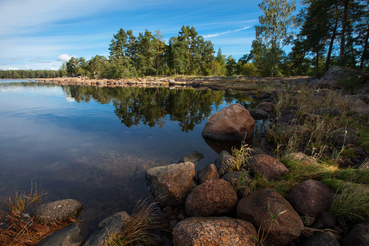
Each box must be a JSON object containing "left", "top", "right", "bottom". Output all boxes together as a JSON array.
[{"left": 0, "top": 0, "right": 302, "bottom": 71}]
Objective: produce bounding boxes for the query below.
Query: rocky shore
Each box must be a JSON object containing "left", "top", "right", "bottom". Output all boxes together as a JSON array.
[{"left": 31, "top": 66, "right": 369, "bottom": 245}]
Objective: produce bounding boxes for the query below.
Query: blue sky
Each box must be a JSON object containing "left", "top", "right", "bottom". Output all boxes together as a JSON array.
[{"left": 0, "top": 0, "right": 302, "bottom": 71}]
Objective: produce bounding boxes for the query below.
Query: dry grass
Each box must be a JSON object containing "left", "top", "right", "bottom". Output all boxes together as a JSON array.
[
  {"left": 0, "top": 184, "right": 76, "bottom": 246},
  {"left": 106, "top": 200, "right": 159, "bottom": 246}
]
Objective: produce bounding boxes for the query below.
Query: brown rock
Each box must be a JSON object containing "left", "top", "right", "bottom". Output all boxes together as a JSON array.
[
  {"left": 30, "top": 199, "right": 82, "bottom": 222},
  {"left": 342, "top": 222, "right": 369, "bottom": 246},
  {"left": 214, "top": 150, "right": 236, "bottom": 176},
  {"left": 197, "top": 164, "right": 219, "bottom": 184},
  {"left": 237, "top": 189, "right": 304, "bottom": 246},
  {"left": 285, "top": 179, "right": 335, "bottom": 219},
  {"left": 245, "top": 154, "right": 289, "bottom": 180},
  {"left": 185, "top": 179, "right": 238, "bottom": 217},
  {"left": 202, "top": 103, "right": 255, "bottom": 141},
  {"left": 145, "top": 162, "right": 196, "bottom": 208},
  {"left": 172, "top": 217, "right": 257, "bottom": 246}
]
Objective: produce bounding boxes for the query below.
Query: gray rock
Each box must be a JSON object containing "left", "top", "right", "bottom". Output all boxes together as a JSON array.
[
  {"left": 328, "top": 129, "right": 360, "bottom": 147},
  {"left": 30, "top": 199, "right": 82, "bottom": 222},
  {"left": 214, "top": 150, "right": 235, "bottom": 176},
  {"left": 197, "top": 164, "right": 219, "bottom": 184},
  {"left": 314, "top": 107, "right": 342, "bottom": 117},
  {"left": 279, "top": 106, "right": 299, "bottom": 116},
  {"left": 38, "top": 223, "right": 83, "bottom": 246},
  {"left": 249, "top": 108, "right": 269, "bottom": 120},
  {"left": 83, "top": 211, "right": 131, "bottom": 246},
  {"left": 280, "top": 113, "right": 299, "bottom": 125},
  {"left": 256, "top": 102, "right": 275, "bottom": 114},
  {"left": 342, "top": 222, "right": 369, "bottom": 246},
  {"left": 178, "top": 151, "right": 204, "bottom": 165},
  {"left": 258, "top": 92, "right": 271, "bottom": 100},
  {"left": 145, "top": 162, "right": 196, "bottom": 207},
  {"left": 299, "top": 232, "right": 340, "bottom": 246}
]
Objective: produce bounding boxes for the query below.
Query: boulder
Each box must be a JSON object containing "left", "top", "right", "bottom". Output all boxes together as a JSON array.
[
  {"left": 214, "top": 150, "right": 236, "bottom": 176},
  {"left": 299, "top": 232, "right": 340, "bottom": 246},
  {"left": 30, "top": 199, "right": 82, "bottom": 222},
  {"left": 221, "top": 171, "right": 252, "bottom": 186},
  {"left": 197, "top": 164, "right": 219, "bottom": 184},
  {"left": 312, "top": 211, "right": 336, "bottom": 229},
  {"left": 172, "top": 217, "right": 257, "bottom": 246},
  {"left": 341, "top": 222, "right": 369, "bottom": 246},
  {"left": 284, "top": 152, "right": 317, "bottom": 165},
  {"left": 279, "top": 106, "right": 299, "bottom": 116},
  {"left": 314, "top": 107, "right": 342, "bottom": 117},
  {"left": 279, "top": 113, "right": 299, "bottom": 125},
  {"left": 202, "top": 103, "right": 255, "bottom": 141},
  {"left": 185, "top": 179, "right": 238, "bottom": 217},
  {"left": 249, "top": 108, "right": 269, "bottom": 120},
  {"left": 256, "top": 102, "right": 275, "bottom": 114},
  {"left": 145, "top": 162, "right": 196, "bottom": 207},
  {"left": 237, "top": 189, "right": 304, "bottom": 246},
  {"left": 83, "top": 211, "right": 130, "bottom": 246},
  {"left": 285, "top": 179, "right": 335, "bottom": 219},
  {"left": 38, "top": 223, "right": 83, "bottom": 246},
  {"left": 178, "top": 151, "right": 204, "bottom": 165},
  {"left": 244, "top": 154, "right": 289, "bottom": 180},
  {"left": 258, "top": 92, "right": 271, "bottom": 100}
]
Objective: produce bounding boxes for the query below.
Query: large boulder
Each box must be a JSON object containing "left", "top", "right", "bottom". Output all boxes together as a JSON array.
[
  {"left": 30, "top": 199, "right": 82, "bottom": 222},
  {"left": 38, "top": 223, "right": 83, "bottom": 246},
  {"left": 197, "top": 164, "right": 219, "bottom": 184},
  {"left": 185, "top": 179, "right": 238, "bottom": 217},
  {"left": 341, "top": 222, "right": 369, "bottom": 246},
  {"left": 244, "top": 154, "right": 289, "bottom": 180},
  {"left": 83, "top": 211, "right": 130, "bottom": 246},
  {"left": 202, "top": 103, "right": 255, "bottom": 141},
  {"left": 145, "top": 162, "right": 196, "bottom": 207},
  {"left": 172, "top": 217, "right": 257, "bottom": 246},
  {"left": 237, "top": 189, "right": 304, "bottom": 246},
  {"left": 214, "top": 150, "right": 236, "bottom": 176},
  {"left": 285, "top": 179, "right": 335, "bottom": 219}
]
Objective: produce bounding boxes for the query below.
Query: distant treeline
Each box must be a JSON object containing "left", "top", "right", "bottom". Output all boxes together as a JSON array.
[{"left": 0, "top": 69, "right": 60, "bottom": 79}]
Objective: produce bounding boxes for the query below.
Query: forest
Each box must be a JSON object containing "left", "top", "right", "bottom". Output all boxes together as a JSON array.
[{"left": 1, "top": 0, "right": 368, "bottom": 79}]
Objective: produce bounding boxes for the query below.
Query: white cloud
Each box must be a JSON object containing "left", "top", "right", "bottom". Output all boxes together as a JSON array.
[
  {"left": 57, "top": 54, "right": 73, "bottom": 62},
  {"left": 204, "top": 26, "right": 252, "bottom": 38}
]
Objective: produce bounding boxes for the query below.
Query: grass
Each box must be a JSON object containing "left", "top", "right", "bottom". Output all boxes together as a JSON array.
[
  {"left": 0, "top": 184, "right": 77, "bottom": 246},
  {"left": 229, "top": 143, "right": 255, "bottom": 172},
  {"left": 106, "top": 200, "right": 159, "bottom": 246}
]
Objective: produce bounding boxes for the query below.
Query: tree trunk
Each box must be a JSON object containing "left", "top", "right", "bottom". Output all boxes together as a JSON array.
[
  {"left": 325, "top": 3, "right": 339, "bottom": 72},
  {"left": 360, "top": 28, "right": 369, "bottom": 70},
  {"left": 339, "top": 0, "right": 349, "bottom": 65}
]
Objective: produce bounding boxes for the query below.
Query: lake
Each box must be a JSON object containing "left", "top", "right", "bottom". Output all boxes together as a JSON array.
[{"left": 0, "top": 79, "right": 265, "bottom": 235}]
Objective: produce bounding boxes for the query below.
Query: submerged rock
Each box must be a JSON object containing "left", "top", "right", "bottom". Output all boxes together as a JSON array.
[
  {"left": 178, "top": 151, "right": 204, "bottom": 165},
  {"left": 38, "top": 223, "right": 83, "bottom": 246},
  {"left": 172, "top": 217, "right": 257, "bottom": 246},
  {"left": 202, "top": 103, "right": 255, "bottom": 141}
]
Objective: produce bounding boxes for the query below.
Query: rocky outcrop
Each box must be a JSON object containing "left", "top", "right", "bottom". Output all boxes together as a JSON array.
[
  {"left": 38, "top": 223, "right": 83, "bottom": 246},
  {"left": 214, "top": 150, "right": 236, "bottom": 176},
  {"left": 145, "top": 162, "right": 196, "bottom": 207},
  {"left": 286, "top": 179, "right": 335, "bottom": 219},
  {"left": 244, "top": 154, "right": 289, "bottom": 180},
  {"left": 197, "top": 164, "right": 219, "bottom": 184},
  {"left": 185, "top": 179, "right": 238, "bottom": 217},
  {"left": 172, "top": 217, "right": 257, "bottom": 246},
  {"left": 83, "top": 211, "right": 130, "bottom": 246},
  {"left": 237, "top": 189, "right": 304, "bottom": 246},
  {"left": 30, "top": 199, "right": 82, "bottom": 222},
  {"left": 202, "top": 103, "right": 255, "bottom": 141}
]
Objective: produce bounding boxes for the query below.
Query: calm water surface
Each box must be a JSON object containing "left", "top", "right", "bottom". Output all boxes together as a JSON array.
[{"left": 0, "top": 79, "right": 264, "bottom": 235}]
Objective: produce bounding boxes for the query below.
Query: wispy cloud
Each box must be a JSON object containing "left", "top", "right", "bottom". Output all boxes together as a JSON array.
[{"left": 204, "top": 26, "right": 252, "bottom": 38}]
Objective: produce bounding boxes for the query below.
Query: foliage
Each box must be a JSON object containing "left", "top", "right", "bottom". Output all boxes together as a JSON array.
[
  {"left": 0, "top": 70, "right": 59, "bottom": 79},
  {"left": 229, "top": 143, "right": 254, "bottom": 172}
]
